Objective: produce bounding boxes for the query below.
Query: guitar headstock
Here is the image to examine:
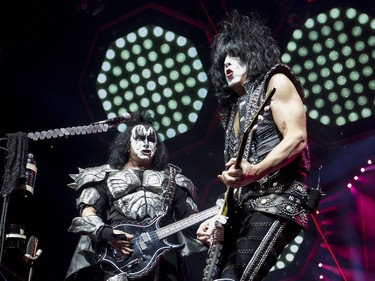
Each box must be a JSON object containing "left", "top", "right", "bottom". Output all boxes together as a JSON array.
[{"left": 215, "top": 198, "right": 225, "bottom": 208}]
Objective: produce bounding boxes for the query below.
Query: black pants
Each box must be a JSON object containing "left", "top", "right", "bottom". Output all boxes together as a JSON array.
[{"left": 219, "top": 211, "right": 302, "bottom": 281}]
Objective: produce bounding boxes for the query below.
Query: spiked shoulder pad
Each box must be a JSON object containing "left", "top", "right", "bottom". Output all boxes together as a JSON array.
[{"left": 67, "top": 164, "right": 117, "bottom": 191}]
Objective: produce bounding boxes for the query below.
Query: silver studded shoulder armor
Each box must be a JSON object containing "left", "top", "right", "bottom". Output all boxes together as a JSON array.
[
  {"left": 77, "top": 187, "right": 101, "bottom": 208},
  {"left": 67, "top": 164, "right": 117, "bottom": 191},
  {"left": 175, "top": 173, "right": 198, "bottom": 201}
]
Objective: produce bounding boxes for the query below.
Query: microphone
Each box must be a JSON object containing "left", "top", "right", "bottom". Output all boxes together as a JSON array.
[{"left": 92, "top": 113, "right": 132, "bottom": 126}]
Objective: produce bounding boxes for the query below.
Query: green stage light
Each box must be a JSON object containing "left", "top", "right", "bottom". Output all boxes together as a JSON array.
[
  {"left": 282, "top": 6, "right": 375, "bottom": 144},
  {"left": 94, "top": 24, "right": 209, "bottom": 141},
  {"left": 271, "top": 232, "right": 305, "bottom": 271}
]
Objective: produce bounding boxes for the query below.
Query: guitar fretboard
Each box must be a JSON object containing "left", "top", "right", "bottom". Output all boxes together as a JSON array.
[{"left": 156, "top": 206, "right": 219, "bottom": 239}]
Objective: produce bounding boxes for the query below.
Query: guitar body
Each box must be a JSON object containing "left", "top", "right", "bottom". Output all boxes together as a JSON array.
[
  {"left": 98, "top": 216, "right": 183, "bottom": 279},
  {"left": 97, "top": 205, "right": 219, "bottom": 280}
]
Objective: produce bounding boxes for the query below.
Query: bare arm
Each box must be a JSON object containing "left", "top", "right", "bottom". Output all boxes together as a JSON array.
[{"left": 81, "top": 205, "right": 97, "bottom": 217}]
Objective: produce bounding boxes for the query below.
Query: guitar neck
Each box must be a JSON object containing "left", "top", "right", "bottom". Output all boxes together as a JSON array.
[{"left": 156, "top": 206, "right": 219, "bottom": 240}]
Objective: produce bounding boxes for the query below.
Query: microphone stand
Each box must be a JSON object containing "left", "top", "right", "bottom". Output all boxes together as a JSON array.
[
  {"left": 27, "top": 122, "right": 114, "bottom": 141},
  {"left": 24, "top": 249, "right": 42, "bottom": 281}
]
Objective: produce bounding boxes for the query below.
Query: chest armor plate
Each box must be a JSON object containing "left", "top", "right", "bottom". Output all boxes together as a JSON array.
[{"left": 107, "top": 169, "right": 169, "bottom": 222}]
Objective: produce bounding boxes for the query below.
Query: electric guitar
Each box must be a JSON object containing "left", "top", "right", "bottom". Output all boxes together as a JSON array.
[
  {"left": 202, "top": 87, "right": 277, "bottom": 281},
  {"left": 98, "top": 204, "right": 220, "bottom": 279}
]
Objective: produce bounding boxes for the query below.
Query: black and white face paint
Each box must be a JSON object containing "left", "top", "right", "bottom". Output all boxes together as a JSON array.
[
  {"left": 224, "top": 55, "right": 248, "bottom": 88},
  {"left": 130, "top": 125, "right": 157, "bottom": 161}
]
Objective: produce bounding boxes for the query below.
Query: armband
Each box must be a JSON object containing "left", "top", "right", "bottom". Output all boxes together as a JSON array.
[{"left": 67, "top": 215, "right": 105, "bottom": 242}]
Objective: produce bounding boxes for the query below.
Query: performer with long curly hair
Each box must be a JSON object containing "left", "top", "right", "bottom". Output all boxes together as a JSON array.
[{"left": 197, "top": 10, "right": 311, "bottom": 281}]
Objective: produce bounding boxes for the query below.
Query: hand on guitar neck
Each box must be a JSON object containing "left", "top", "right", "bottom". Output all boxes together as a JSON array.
[{"left": 196, "top": 214, "right": 227, "bottom": 247}]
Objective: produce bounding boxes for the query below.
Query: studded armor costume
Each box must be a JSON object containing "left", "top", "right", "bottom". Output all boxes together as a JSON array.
[
  {"left": 65, "top": 164, "right": 204, "bottom": 281},
  {"left": 105, "top": 168, "right": 197, "bottom": 223},
  {"left": 221, "top": 64, "right": 310, "bottom": 229}
]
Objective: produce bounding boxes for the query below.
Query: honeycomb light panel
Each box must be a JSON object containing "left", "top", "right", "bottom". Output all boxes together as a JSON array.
[
  {"left": 282, "top": 7, "right": 375, "bottom": 128},
  {"left": 96, "top": 24, "right": 209, "bottom": 141},
  {"left": 271, "top": 232, "right": 305, "bottom": 271}
]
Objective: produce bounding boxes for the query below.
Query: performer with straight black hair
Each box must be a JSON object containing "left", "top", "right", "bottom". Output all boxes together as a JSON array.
[{"left": 66, "top": 111, "right": 205, "bottom": 281}]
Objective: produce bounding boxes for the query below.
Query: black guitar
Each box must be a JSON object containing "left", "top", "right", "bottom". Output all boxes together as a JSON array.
[{"left": 98, "top": 204, "right": 220, "bottom": 279}]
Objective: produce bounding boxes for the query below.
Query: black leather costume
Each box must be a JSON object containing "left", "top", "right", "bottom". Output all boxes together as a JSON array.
[
  {"left": 216, "top": 64, "right": 311, "bottom": 281},
  {"left": 220, "top": 64, "right": 310, "bottom": 229}
]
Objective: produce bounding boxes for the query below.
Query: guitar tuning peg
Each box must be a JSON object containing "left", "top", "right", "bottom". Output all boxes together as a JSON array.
[
  {"left": 258, "top": 115, "right": 264, "bottom": 121},
  {"left": 264, "top": 105, "right": 270, "bottom": 111}
]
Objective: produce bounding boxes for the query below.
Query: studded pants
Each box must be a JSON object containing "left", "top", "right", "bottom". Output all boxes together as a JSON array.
[{"left": 218, "top": 211, "right": 302, "bottom": 281}]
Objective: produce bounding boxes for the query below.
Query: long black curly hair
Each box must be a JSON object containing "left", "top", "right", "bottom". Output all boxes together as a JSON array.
[
  {"left": 107, "top": 111, "right": 168, "bottom": 171},
  {"left": 209, "top": 10, "right": 281, "bottom": 109}
]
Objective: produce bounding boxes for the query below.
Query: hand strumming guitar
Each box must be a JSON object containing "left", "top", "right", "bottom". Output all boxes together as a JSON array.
[
  {"left": 100, "top": 226, "right": 134, "bottom": 256},
  {"left": 82, "top": 205, "right": 134, "bottom": 255},
  {"left": 218, "top": 158, "right": 260, "bottom": 189},
  {"left": 196, "top": 217, "right": 216, "bottom": 246}
]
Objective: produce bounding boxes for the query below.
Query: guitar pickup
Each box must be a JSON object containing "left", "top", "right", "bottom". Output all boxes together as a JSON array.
[{"left": 138, "top": 232, "right": 151, "bottom": 250}]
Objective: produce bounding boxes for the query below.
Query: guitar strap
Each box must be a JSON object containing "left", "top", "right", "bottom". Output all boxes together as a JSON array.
[
  {"left": 239, "top": 79, "right": 265, "bottom": 163},
  {"left": 162, "top": 163, "right": 181, "bottom": 213},
  {"left": 229, "top": 81, "right": 263, "bottom": 202},
  {"left": 157, "top": 164, "right": 179, "bottom": 278}
]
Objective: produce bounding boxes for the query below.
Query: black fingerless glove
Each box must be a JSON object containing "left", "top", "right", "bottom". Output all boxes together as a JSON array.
[{"left": 98, "top": 225, "right": 127, "bottom": 242}]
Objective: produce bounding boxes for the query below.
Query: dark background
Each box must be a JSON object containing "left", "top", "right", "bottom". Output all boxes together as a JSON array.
[{"left": 0, "top": 1, "right": 375, "bottom": 281}]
